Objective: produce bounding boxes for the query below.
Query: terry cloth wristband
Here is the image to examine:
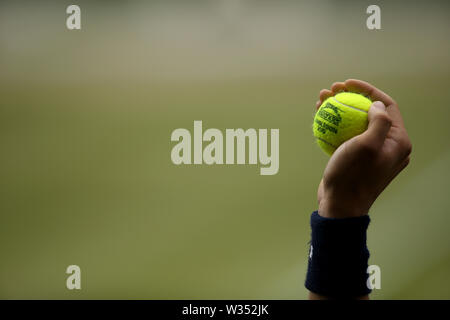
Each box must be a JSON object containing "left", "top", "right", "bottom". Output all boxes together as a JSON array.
[{"left": 305, "top": 211, "right": 371, "bottom": 298}]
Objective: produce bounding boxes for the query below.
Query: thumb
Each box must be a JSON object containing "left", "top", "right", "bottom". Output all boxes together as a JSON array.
[{"left": 359, "top": 101, "right": 392, "bottom": 150}]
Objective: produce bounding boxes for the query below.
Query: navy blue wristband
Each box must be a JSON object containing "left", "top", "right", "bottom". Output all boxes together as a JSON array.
[{"left": 305, "top": 211, "right": 371, "bottom": 298}]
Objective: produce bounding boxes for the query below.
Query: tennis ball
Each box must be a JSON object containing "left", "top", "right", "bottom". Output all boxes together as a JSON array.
[{"left": 313, "top": 92, "right": 372, "bottom": 155}]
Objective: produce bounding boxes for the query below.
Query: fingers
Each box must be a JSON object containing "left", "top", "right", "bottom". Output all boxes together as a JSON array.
[
  {"left": 358, "top": 101, "right": 392, "bottom": 151},
  {"left": 344, "top": 79, "right": 395, "bottom": 105},
  {"left": 331, "top": 81, "right": 346, "bottom": 94},
  {"left": 344, "top": 79, "right": 405, "bottom": 128},
  {"left": 315, "top": 80, "right": 404, "bottom": 132},
  {"left": 315, "top": 82, "right": 345, "bottom": 111},
  {"left": 315, "top": 89, "right": 333, "bottom": 111},
  {"left": 319, "top": 89, "right": 333, "bottom": 102},
  {"left": 391, "top": 129, "right": 412, "bottom": 162},
  {"left": 315, "top": 100, "right": 322, "bottom": 110}
]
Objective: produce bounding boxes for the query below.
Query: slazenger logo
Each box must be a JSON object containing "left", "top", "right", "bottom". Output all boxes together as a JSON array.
[
  {"left": 315, "top": 102, "right": 343, "bottom": 135},
  {"left": 318, "top": 103, "right": 343, "bottom": 127}
]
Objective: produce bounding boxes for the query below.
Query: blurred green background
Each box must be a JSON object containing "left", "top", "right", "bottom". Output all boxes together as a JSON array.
[{"left": 0, "top": 0, "right": 449, "bottom": 299}]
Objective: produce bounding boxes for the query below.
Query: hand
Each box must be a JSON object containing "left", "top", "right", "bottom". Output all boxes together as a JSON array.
[{"left": 315, "top": 79, "right": 412, "bottom": 218}]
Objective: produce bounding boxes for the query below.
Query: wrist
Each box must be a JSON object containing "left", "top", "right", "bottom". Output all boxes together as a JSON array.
[
  {"left": 318, "top": 196, "right": 369, "bottom": 218},
  {"left": 305, "top": 211, "right": 372, "bottom": 298}
]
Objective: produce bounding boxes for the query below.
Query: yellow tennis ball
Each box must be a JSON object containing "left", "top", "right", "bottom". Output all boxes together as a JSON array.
[{"left": 313, "top": 92, "right": 372, "bottom": 155}]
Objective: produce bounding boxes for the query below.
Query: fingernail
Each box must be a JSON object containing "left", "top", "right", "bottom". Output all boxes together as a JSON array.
[{"left": 372, "top": 101, "right": 385, "bottom": 111}]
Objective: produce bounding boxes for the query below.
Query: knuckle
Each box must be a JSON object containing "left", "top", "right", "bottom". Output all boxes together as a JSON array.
[
  {"left": 404, "top": 141, "right": 412, "bottom": 156},
  {"left": 331, "top": 82, "right": 341, "bottom": 89},
  {"left": 404, "top": 156, "right": 411, "bottom": 167},
  {"left": 398, "top": 137, "right": 412, "bottom": 156},
  {"left": 399, "top": 156, "right": 411, "bottom": 171},
  {"left": 377, "top": 113, "right": 392, "bottom": 125}
]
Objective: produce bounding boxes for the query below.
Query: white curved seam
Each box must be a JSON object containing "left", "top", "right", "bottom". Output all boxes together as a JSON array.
[{"left": 332, "top": 97, "right": 368, "bottom": 113}]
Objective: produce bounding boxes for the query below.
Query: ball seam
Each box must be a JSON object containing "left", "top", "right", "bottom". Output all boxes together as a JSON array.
[{"left": 332, "top": 97, "right": 369, "bottom": 113}]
